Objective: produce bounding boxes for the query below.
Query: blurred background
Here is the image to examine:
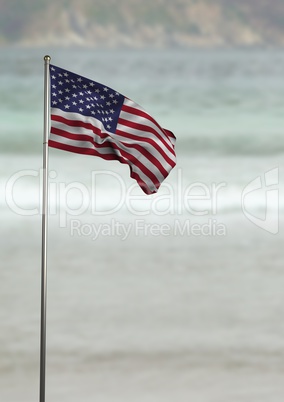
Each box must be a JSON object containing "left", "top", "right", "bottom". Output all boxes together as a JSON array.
[{"left": 1, "top": 1, "right": 284, "bottom": 401}]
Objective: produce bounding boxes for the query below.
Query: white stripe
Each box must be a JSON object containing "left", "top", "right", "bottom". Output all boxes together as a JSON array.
[
  {"left": 113, "top": 127, "right": 175, "bottom": 169},
  {"left": 51, "top": 112, "right": 171, "bottom": 178},
  {"left": 52, "top": 107, "right": 172, "bottom": 153},
  {"left": 50, "top": 107, "right": 172, "bottom": 191},
  {"left": 119, "top": 108, "right": 170, "bottom": 140},
  {"left": 50, "top": 132, "right": 113, "bottom": 153},
  {"left": 122, "top": 99, "right": 174, "bottom": 147},
  {"left": 116, "top": 121, "right": 175, "bottom": 163},
  {"left": 50, "top": 133, "right": 158, "bottom": 192},
  {"left": 51, "top": 124, "right": 165, "bottom": 184},
  {"left": 52, "top": 107, "right": 175, "bottom": 166},
  {"left": 118, "top": 111, "right": 174, "bottom": 151},
  {"left": 51, "top": 117, "right": 113, "bottom": 142},
  {"left": 51, "top": 108, "right": 113, "bottom": 134}
]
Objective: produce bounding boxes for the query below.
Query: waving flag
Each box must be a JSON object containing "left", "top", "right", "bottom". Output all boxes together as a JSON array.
[{"left": 49, "top": 65, "right": 176, "bottom": 194}]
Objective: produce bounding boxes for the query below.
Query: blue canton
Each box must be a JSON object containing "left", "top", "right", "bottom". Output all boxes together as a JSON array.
[{"left": 50, "top": 65, "right": 125, "bottom": 134}]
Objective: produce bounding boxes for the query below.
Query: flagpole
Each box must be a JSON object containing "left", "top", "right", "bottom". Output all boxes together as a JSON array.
[{"left": 39, "top": 55, "right": 51, "bottom": 402}]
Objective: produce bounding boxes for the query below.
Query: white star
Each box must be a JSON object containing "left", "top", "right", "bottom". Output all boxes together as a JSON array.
[{"left": 64, "top": 104, "right": 70, "bottom": 109}]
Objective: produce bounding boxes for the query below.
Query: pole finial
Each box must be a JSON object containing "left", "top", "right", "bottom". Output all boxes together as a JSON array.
[{"left": 44, "top": 55, "right": 51, "bottom": 62}]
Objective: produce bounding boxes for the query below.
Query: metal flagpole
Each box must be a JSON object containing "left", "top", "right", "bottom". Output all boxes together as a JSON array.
[{"left": 39, "top": 55, "right": 51, "bottom": 402}]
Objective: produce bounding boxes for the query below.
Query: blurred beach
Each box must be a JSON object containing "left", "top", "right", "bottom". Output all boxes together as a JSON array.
[{"left": 0, "top": 47, "right": 284, "bottom": 401}]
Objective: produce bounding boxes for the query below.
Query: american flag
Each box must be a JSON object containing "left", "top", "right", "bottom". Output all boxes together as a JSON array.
[{"left": 49, "top": 64, "right": 176, "bottom": 195}]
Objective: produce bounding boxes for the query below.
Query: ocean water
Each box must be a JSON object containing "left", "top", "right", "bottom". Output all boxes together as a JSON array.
[{"left": 0, "top": 47, "right": 284, "bottom": 401}]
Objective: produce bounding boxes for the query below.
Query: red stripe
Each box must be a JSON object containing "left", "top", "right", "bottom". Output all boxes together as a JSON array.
[
  {"left": 49, "top": 139, "right": 117, "bottom": 160},
  {"left": 51, "top": 114, "right": 106, "bottom": 139},
  {"left": 50, "top": 107, "right": 176, "bottom": 194},
  {"left": 164, "top": 129, "right": 176, "bottom": 146},
  {"left": 50, "top": 127, "right": 160, "bottom": 189},
  {"left": 121, "top": 104, "right": 175, "bottom": 151},
  {"left": 51, "top": 126, "right": 94, "bottom": 144},
  {"left": 51, "top": 126, "right": 117, "bottom": 151},
  {"left": 123, "top": 103, "right": 162, "bottom": 128},
  {"left": 52, "top": 113, "right": 175, "bottom": 162},
  {"left": 118, "top": 114, "right": 175, "bottom": 157},
  {"left": 49, "top": 139, "right": 155, "bottom": 195},
  {"left": 52, "top": 112, "right": 175, "bottom": 167},
  {"left": 125, "top": 143, "right": 169, "bottom": 178},
  {"left": 51, "top": 125, "right": 168, "bottom": 178},
  {"left": 115, "top": 128, "right": 176, "bottom": 169}
]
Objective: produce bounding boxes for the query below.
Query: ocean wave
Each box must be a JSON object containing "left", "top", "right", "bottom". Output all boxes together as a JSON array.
[{"left": 176, "top": 134, "right": 284, "bottom": 156}]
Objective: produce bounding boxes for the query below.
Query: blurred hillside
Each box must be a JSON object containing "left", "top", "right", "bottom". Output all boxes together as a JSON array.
[{"left": 0, "top": 0, "right": 284, "bottom": 47}]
